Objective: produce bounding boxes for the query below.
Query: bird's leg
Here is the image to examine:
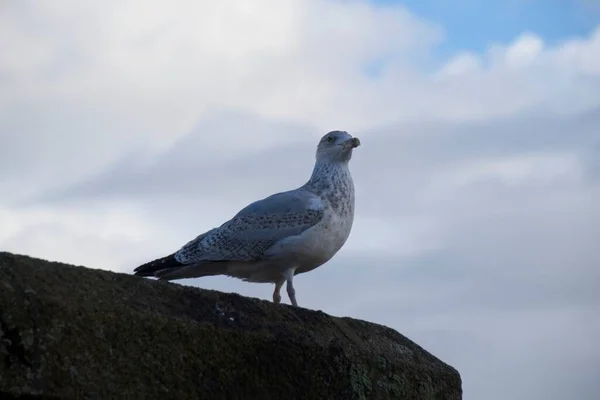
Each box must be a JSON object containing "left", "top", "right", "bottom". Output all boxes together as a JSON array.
[
  {"left": 273, "top": 279, "right": 284, "bottom": 304},
  {"left": 283, "top": 268, "right": 298, "bottom": 307}
]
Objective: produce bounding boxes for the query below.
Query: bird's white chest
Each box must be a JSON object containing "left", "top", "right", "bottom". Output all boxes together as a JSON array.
[
  {"left": 266, "top": 164, "right": 356, "bottom": 271},
  {"left": 294, "top": 207, "right": 354, "bottom": 269},
  {"left": 318, "top": 209, "right": 354, "bottom": 248}
]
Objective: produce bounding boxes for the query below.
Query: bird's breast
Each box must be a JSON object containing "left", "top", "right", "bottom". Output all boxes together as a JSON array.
[
  {"left": 271, "top": 165, "right": 356, "bottom": 272},
  {"left": 300, "top": 208, "right": 355, "bottom": 266}
]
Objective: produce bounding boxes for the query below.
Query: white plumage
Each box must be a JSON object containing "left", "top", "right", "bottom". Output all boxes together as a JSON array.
[{"left": 134, "top": 130, "right": 361, "bottom": 307}]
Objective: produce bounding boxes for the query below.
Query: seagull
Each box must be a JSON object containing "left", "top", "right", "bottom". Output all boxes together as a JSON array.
[{"left": 133, "top": 130, "right": 360, "bottom": 307}]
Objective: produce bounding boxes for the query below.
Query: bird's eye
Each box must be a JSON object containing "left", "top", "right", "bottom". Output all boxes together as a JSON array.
[{"left": 326, "top": 136, "right": 334, "bottom": 143}]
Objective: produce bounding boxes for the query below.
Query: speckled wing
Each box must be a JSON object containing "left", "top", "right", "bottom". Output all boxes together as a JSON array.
[{"left": 174, "top": 189, "right": 324, "bottom": 264}]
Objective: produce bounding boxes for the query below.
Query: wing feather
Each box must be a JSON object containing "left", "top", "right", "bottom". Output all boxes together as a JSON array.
[{"left": 174, "top": 189, "right": 324, "bottom": 264}]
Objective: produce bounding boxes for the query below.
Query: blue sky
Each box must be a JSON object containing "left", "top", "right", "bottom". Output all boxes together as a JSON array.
[{"left": 376, "top": 0, "right": 599, "bottom": 56}]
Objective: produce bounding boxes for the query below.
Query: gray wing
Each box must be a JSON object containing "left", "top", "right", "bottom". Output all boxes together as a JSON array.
[{"left": 174, "top": 189, "right": 324, "bottom": 264}]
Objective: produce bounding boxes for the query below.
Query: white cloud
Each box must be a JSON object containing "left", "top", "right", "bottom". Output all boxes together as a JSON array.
[
  {"left": 0, "top": 0, "right": 439, "bottom": 133},
  {"left": 0, "top": 0, "right": 441, "bottom": 203},
  {"left": 0, "top": 202, "right": 155, "bottom": 271},
  {"left": 431, "top": 152, "right": 584, "bottom": 188},
  {"left": 2, "top": 2, "right": 599, "bottom": 202},
  {"left": 504, "top": 33, "right": 544, "bottom": 68},
  {"left": 433, "top": 28, "right": 600, "bottom": 119},
  {"left": 437, "top": 52, "right": 482, "bottom": 76},
  {"left": 554, "top": 26, "right": 600, "bottom": 75},
  {"left": 345, "top": 214, "right": 444, "bottom": 257}
]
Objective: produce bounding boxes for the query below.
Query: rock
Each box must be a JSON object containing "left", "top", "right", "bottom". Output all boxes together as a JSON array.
[{"left": 0, "top": 251, "right": 462, "bottom": 399}]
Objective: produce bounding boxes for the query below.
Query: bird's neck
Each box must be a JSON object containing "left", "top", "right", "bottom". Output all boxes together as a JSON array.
[
  {"left": 306, "top": 160, "right": 349, "bottom": 187},
  {"left": 304, "top": 160, "right": 355, "bottom": 216}
]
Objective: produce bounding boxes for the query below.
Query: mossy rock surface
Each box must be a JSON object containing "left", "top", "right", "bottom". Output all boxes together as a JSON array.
[{"left": 0, "top": 252, "right": 462, "bottom": 399}]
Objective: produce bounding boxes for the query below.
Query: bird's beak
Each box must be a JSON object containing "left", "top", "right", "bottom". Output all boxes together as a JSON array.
[{"left": 343, "top": 137, "right": 361, "bottom": 149}]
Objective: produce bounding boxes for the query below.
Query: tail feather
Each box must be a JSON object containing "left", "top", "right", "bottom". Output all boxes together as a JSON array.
[
  {"left": 154, "top": 261, "right": 229, "bottom": 281},
  {"left": 133, "top": 253, "right": 184, "bottom": 277},
  {"left": 134, "top": 253, "right": 230, "bottom": 281}
]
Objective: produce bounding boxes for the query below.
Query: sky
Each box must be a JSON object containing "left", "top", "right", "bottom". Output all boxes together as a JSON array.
[{"left": 1, "top": 1, "right": 599, "bottom": 399}]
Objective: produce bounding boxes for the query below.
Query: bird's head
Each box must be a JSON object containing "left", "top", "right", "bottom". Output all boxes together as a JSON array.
[{"left": 315, "top": 130, "right": 361, "bottom": 163}]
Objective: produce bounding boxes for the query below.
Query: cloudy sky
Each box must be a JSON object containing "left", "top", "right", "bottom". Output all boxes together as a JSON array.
[{"left": 1, "top": 1, "right": 599, "bottom": 398}]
